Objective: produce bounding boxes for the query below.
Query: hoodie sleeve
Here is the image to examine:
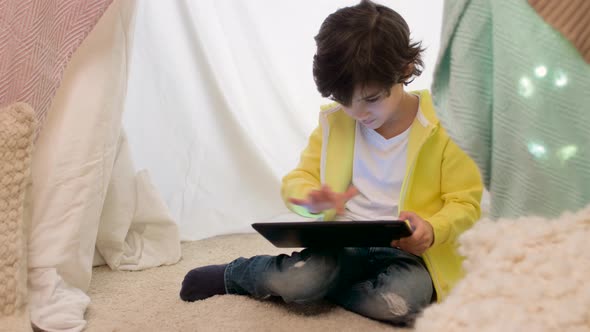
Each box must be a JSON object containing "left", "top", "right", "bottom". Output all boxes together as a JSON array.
[{"left": 428, "top": 137, "right": 483, "bottom": 247}]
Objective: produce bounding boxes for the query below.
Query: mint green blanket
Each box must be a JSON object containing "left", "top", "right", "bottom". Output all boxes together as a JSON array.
[{"left": 432, "top": 0, "right": 590, "bottom": 218}]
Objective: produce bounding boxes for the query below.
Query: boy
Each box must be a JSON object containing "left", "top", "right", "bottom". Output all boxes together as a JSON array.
[{"left": 180, "top": 0, "right": 482, "bottom": 324}]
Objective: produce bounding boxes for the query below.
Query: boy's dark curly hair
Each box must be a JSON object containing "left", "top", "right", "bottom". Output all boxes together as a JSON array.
[{"left": 313, "top": 0, "right": 424, "bottom": 106}]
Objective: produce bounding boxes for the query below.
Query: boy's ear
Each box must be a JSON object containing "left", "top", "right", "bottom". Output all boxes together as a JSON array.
[
  {"left": 404, "top": 63, "right": 415, "bottom": 77},
  {"left": 401, "top": 63, "right": 416, "bottom": 85}
]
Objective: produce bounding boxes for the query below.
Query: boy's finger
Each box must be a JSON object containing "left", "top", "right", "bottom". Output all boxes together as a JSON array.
[
  {"left": 310, "top": 191, "right": 322, "bottom": 201},
  {"left": 343, "top": 186, "right": 359, "bottom": 200},
  {"left": 398, "top": 211, "right": 414, "bottom": 220},
  {"left": 398, "top": 212, "right": 417, "bottom": 230},
  {"left": 407, "top": 219, "right": 418, "bottom": 231},
  {"left": 288, "top": 197, "right": 307, "bottom": 206}
]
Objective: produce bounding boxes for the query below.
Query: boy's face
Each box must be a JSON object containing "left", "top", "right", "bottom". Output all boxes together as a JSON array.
[{"left": 342, "top": 83, "right": 405, "bottom": 131}]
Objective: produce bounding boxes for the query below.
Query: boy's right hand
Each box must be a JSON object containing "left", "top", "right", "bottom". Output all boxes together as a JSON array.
[{"left": 288, "top": 185, "right": 359, "bottom": 215}]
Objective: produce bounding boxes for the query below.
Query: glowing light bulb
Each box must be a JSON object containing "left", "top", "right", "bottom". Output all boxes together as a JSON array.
[
  {"left": 518, "top": 77, "right": 534, "bottom": 97},
  {"left": 554, "top": 70, "right": 568, "bottom": 87},
  {"left": 528, "top": 142, "right": 546, "bottom": 158},
  {"left": 534, "top": 65, "right": 547, "bottom": 78},
  {"left": 557, "top": 145, "right": 577, "bottom": 162}
]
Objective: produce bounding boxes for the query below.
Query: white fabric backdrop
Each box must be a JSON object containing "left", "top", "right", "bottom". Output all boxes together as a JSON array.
[{"left": 123, "top": 0, "right": 444, "bottom": 241}]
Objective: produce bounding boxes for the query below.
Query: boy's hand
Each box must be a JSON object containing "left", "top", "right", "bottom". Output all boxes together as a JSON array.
[
  {"left": 391, "top": 211, "right": 434, "bottom": 255},
  {"left": 289, "top": 185, "right": 359, "bottom": 215}
]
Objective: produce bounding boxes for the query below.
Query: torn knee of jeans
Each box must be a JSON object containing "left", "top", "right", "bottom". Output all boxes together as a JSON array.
[
  {"left": 292, "top": 261, "right": 306, "bottom": 268},
  {"left": 379, "top": 292, "right": 409, "bottom": 317}
]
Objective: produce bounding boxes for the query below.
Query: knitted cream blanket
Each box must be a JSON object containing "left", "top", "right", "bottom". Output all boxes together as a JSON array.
[{"left": 0, "top": 103, "right": 36, "bottom": 331}]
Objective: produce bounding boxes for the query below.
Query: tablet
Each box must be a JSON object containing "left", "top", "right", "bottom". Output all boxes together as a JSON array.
[{"left": 251, "top": 220, "right": 412, "bottom": 248}]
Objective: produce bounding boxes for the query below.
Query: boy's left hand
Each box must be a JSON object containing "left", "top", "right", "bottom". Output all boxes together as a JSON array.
[{"left": 390, "top": 211, "right": 434, "bottom": 255}]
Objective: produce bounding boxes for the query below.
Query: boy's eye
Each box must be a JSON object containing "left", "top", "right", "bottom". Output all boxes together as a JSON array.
[{"left": 366, "top": 97, "right": 380, "bottom": 103}]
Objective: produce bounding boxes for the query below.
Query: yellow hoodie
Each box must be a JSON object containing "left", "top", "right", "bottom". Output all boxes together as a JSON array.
[{"left": 281, "top": 90, "right": 483, "bottom": 301}]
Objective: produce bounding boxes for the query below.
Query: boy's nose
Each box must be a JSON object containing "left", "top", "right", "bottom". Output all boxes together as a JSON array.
[
  {"left": 357, "top": 111, "right": 371, "bottom": 121},
  {"left": 351, "top": 107, "right": 370, "bottom": 120}
]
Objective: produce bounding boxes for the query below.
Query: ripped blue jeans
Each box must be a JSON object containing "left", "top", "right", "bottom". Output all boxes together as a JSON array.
[{"left": 224, "top": 247, "right": 434, "bottom": 324}]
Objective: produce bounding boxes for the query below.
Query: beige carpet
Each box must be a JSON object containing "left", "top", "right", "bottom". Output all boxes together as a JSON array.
[{"left": 85, "top": 233, "right": 405, "bottom": 332}]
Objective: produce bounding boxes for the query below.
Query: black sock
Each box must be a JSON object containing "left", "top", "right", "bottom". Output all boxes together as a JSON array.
[{"left": 180, "top": 264, "right": 228, "bottom": 302}]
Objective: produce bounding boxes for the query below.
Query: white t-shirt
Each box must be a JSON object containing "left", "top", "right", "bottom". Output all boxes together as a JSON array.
[{"left": 336, "top": 111, "right": 415, "bottom": 221}]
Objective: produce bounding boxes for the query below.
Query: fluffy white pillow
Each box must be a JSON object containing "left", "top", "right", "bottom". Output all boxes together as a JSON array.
[{"left": 415, "top": 206, "right": 590, "bottom": 332}]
